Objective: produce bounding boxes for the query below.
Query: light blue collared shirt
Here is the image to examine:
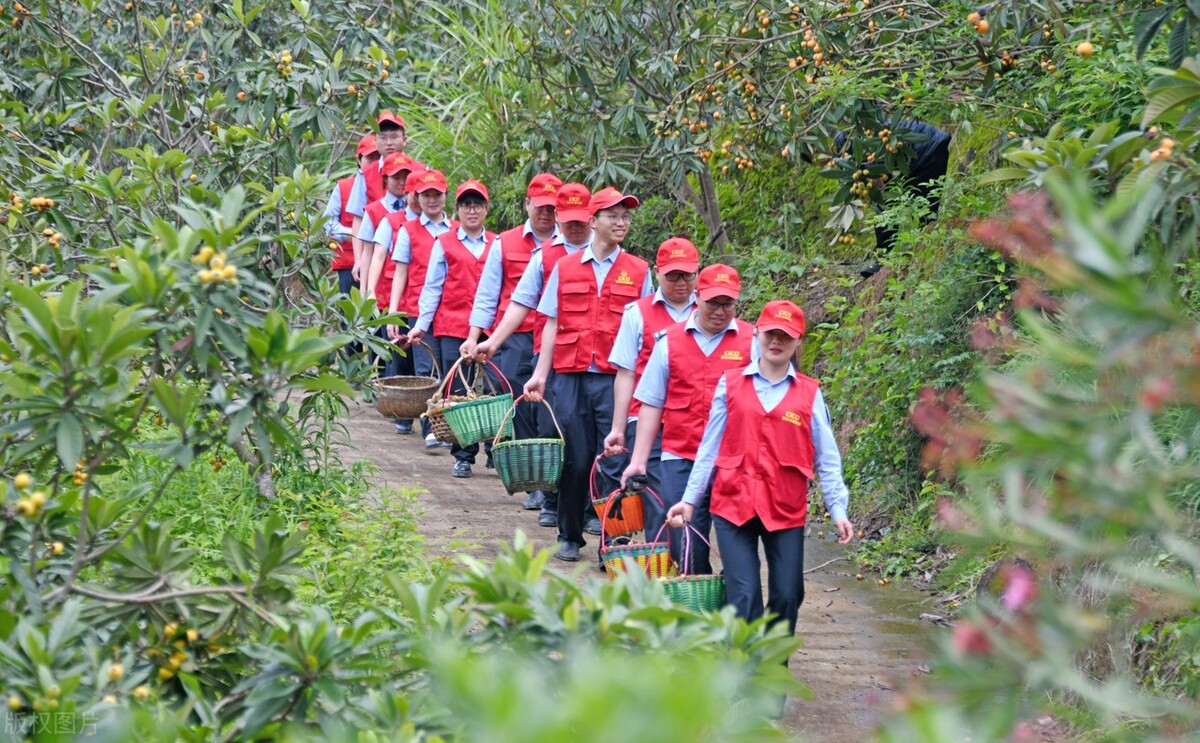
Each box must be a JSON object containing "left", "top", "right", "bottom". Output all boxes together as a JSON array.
[
  {"left": 356, "top": 195, "right": 407, "bottom": 244},
  {"left": 372, "top": 206, "right": 420, "bottom": 253},
  {"left": 537, "top": 246, "right": 655, "bottom": 318},
  {"left": 681, "top": 362, "right": 849, "bottom": 524},
  {"left": 469, "top": 220, "right": 560, "bottom": 330},
  {"left": 415, "top": 227, "right": 491, "bottom": 335},
  {"left": 392, "top": 212, "right": 453, "bottom": 264},
  {"left": 322, "top": 181, "right": 353, "bottom": 240},
  {"left": 633, "top": 314, "right": 758, "bottom": 460},
  {"left": 509, "top": 234, "right": 590, "bottom": 310},
  {"left": 609, "top": 291, "right": 696, "bottom": 372}
]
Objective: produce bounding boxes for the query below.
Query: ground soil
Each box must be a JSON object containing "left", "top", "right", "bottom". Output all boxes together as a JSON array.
[{"left": 340, "top": 398, "right": 1009, "bottom": 741}]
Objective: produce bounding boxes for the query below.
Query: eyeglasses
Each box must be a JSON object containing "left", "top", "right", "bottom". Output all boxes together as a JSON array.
[
  {"left": 599, "top": 212, "right": 633, "bottom": 224},
  {"left": 703, "top": 299, "right": 736, "bottom": 311},
  {"left": 662, "top": 272, "right": 698, "bottom": 283},
  {"left": 458, "top": 203, "right": 488, "bottom": 212}
]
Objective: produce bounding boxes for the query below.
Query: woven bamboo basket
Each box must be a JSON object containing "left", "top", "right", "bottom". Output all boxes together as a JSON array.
[
  {"left": 439, "top": 357, "right": 513, "bottom": 445},
  {"left": 491, "top": 395, "right": 564, "bottom": 494},
  {"left": 600, "top": 520, "right": 676, "bottom": 580},
  {"left": 373, "top": 340, "right": 440, "bottom": 419},
  {"left": 660, "top": 522, "right": 726, "bottom": 612},
  {"left": 591, "top": 488, "right": 646, "bottom": 537}
]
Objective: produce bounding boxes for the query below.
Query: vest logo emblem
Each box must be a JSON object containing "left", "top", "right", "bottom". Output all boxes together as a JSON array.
[
  {"left": 782, "top": 410, "right": 805, "bottom": 427},
  {"left": 720, "top": 350, "right": 744, "bottom": 361},
  {"left": 615, "top": 270, "right": 634, "bottom": 286}
]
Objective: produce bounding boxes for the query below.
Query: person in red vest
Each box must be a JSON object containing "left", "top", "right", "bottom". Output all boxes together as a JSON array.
[
  {"left": 473, "top": 182, "right": 594, "bottom": 529},
  {"left": 359, "top": 153, "right": 418, "bottom": 297},
  {"left": 622, "top": 264, "right": 756, "bottom": 574},
  {"left": 666, "top": 300, "right": 853, "bottom": 638},
  {"left": 407, "top": 180, "right": 498, "bottom": 478},
  {"left": 388, "top": 169, "right": 456, "bottom": 449},
  {"left": 321, "top": 134, "right": 378, "bottom": 295},
  {"left": 524, "top": 187, "right": 654, "bottom": 562},
  {"left": 347, "top": 111, "right": 408, "bottom": 278},
  {"left": 602, "top": 238, "right": 700, "bottom": 498},
  {"left": 463, "top": 174, "right": 561, "bottom": 504}
]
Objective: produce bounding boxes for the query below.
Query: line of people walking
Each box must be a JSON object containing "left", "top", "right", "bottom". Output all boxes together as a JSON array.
[{"left": 323, "top": 111, "right": 855, "bottom": 635}]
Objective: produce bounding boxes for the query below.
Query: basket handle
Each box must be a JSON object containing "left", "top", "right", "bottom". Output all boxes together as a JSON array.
[
  {"left": 492, "top": 394, "right": 563, "bottom": 447},
  {"left": 677, "top": 520, "right": 714, "bottom": 577},
  {"left": 433, "top": 354, "right": 475, "bottom": 403},
  {"left": 463, "top": 357, "right": 513, "bottom": 398},
  {"left": 416, "top": 339, "right": 441, "bottom": 380}
]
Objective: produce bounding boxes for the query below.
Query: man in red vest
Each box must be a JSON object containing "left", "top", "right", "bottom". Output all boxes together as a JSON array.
[
  {"left": 473, "top": 182, "right": 593, "bottom": 528},
  {"left": 463, "top": 174, "right": 561, "bottom": 504},
  {"left": 603, "top": 238, "right": 700, "bottom": 498},
  {"left": 359, "top": 153, "right": 418, "bottom": 298},
  {"left": 321, "top": 134, "right": 378, "bottom": 295},
  {"left": 525, "top": 187, "right": 653, "bottom": 562},
  {"left": 347, "top": 111, "right": 408, "bottom": 279},
  {"left": 408, "top": 180, "right": 498, "bottom": 477},
  {"left": 623, "top": 264, "right": 756, "bottom": 574},
  {"left": 388, "top": 169, "right": 456, "bottom": 448},
  {"left": 666, "top": 300, "right": 853, "bottom": 638}
]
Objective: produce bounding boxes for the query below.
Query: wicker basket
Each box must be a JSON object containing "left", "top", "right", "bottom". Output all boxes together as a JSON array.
[
  {"left": 591, "top": 489, "right": 645, "bottom": 537},
  {"left": 373, "top": 341, "right": 440, "bottom": 420},
  {"left": 423, "top": 401, "right": 460, "bottom": 445},
  {"left": 437, "top": 357, "right": 513, "bottom": 446},
  {"left": 600, "top": 521, "right": 677, "bottom": 580},
  {"left": 492, "top": 395, "right": 564, "bottom": 494},
  {"left": 660, "top": 522, "right": 726, "bottom": 612}
]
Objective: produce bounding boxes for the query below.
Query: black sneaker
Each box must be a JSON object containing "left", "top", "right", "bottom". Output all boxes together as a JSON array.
[
  {"left": 538, "top": 510, "right": 557, "bottom": 528},
  {"left": 584, "top": 515, "right": 602, "bottom": 536},
  {"left": 555, "top": 542, "right": 581, "bottom": 562},
  {"left": 521, "top": 491, "right": 545, "bottom": 510},
  {"left": 859, "top": 261, "right": 882, "bottom": 278},
  {"left": 485, "top": 454, "right": 494, "bottom": 470},
  {"left": 452, "top": 460, "right": 472, "bottom": 478},
  {"left": 394, "top": 420, "right": 413, "bottom": 435}
]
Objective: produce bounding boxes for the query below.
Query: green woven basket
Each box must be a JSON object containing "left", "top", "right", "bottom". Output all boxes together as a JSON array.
[
  {"left": 434, "top": 357, "right": 514, "bottom": 446},
  {"left": 492, "top": 395, "right": 564, "bottom": 494},
  {"left": 659, "top": 522, "right": 726, "bottom": 612},
  {"left": 661, "top": 574, "right": 726, "bottom": 612}
]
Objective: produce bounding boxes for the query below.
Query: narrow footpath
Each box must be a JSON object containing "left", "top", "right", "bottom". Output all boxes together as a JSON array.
[{"left": 342, "top": 399, "right": 938, "bottom": 742}]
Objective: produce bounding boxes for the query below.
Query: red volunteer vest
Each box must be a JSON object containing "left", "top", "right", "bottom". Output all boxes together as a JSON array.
[
  {"left": 659, "top": 320, "right": 755, "bottom": 459},
  {"left": 532, "top": 240, "right": 569, "bottom": 354},
  {"left": 399, "top": 218, "right": 456, "bottom": 316},
  {"left": 365, "top": 162, "right": 385, "bottom": 205},
  {"left": 628, "top": 297, "right": 691, "bottom": 418},
  {"left": 494, "top": 226, "right": 539, "bottom": 335},
  {"left": 332, "top": 177, "right": 356, "bottom": 271},
  {"left": 710, "top": 370, "right": 820, "bottom": 530},
  {"left": 551, "top": 250, "right": 649, "bottom": 374},
  {"left": 433, "top": 229, "right": 497, "bottom": 338},
  {"left": 365, "top": 201, "right": 405, "bottom": 310}
]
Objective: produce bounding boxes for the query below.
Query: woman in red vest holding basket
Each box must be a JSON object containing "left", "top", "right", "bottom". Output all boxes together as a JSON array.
[{"left": 666, "top": 300, "right": 854, "bottom": 637}]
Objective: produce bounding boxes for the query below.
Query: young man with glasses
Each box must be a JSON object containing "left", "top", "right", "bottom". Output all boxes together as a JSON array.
[
  {"left": 347, "top": 111, "right": 409, "bottom": 283},
  {"left": 524, "top": 187, "right": 654, "bottom": 562},
  {"left": 463, "top": 174, "right": 562, "bottom": 500},
  {"left": 622, "top": 264, "right": 756, "bottom": 574},
  {"left": 603, "top": 238, "right": 701, "bottom": 499},
  {"left": 408, "top": 181, "right": 497, "bottom": 477},
  {"left": 473, "top": 182, "right": 594, "bottom": 528},
  {"left": 387, "top": 169, "right": 456, "bottom": 449}
]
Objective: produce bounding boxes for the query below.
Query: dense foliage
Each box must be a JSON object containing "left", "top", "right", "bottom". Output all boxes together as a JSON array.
[{"left": 3, "top": 0, "right": 1200, "bottom": 739}]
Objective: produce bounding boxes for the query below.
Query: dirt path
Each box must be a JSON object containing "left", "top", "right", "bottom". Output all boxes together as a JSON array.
[{"left": 342, "top": 398, "right": 937, "bottom": 741}]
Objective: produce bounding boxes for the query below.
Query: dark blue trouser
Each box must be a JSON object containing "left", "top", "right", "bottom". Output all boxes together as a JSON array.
[
  {"left": 550, "top": 371, "right": 615, "bottom": 547},
  {"left": 622, "top": 416, "right": 665, "bottom": 525},
  {"left": 714, "top": 515, "right": 806, "bottom": 636},
  {"left": 533, "top": 353, "right": 558, "bottom": 515},
  {"left": 336, "top": 268, "right": 355, "bottom": 295},
  {"left": 434, "top": 336, "right": 502, "bottom": 463},
  {"left": 658, "top": 457, "right": 713, "bottom": 574}
]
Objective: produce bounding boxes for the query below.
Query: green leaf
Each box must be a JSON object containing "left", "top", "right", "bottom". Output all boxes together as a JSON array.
[
  {"left": 56, "top": 414, "right": 84, "bottom": 469},
  {"left": 1168, "top": 16, "right": 1192, "bottom": 68},
  {"left": 1135, "top": 8, "right": 1176, "bottom": 61}
]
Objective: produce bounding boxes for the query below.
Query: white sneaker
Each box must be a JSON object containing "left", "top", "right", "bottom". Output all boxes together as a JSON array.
[{"left": 425, "top": 433, "right": 442, "bottom": 453}]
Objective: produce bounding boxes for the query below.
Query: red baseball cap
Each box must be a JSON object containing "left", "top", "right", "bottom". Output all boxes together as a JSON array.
[
  {"left": 555, "top": 182, "right": 592, "bottom": 223},
  {"left": 356, "top": 134, "right": 378, "bottom": 157},
  {"left": 757, "top": 300, "right": 806, "bottom": 338},
  {"left": 656, "top": 238, "right": 700, "bottom": 274},
  {"left": 376, "top": 110, "right": 406, "bottom": 130},
  {"left": 527, "top": 173, "right": 563, "bottom": 207},
  {"left": 381, "top": 152, "right": 417, "bottom": 177},
  {"left": 697, "top": 263, "right": 741, "bottom": 301},
  {"left": 413, "top": 169, "right": 448, "bottom": 194},
  {"left": 589, "top": 186, "right": 640, "bottom": 215},
  {"left": 456, "top": 179, "right": 489, "bottom": 202}
]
